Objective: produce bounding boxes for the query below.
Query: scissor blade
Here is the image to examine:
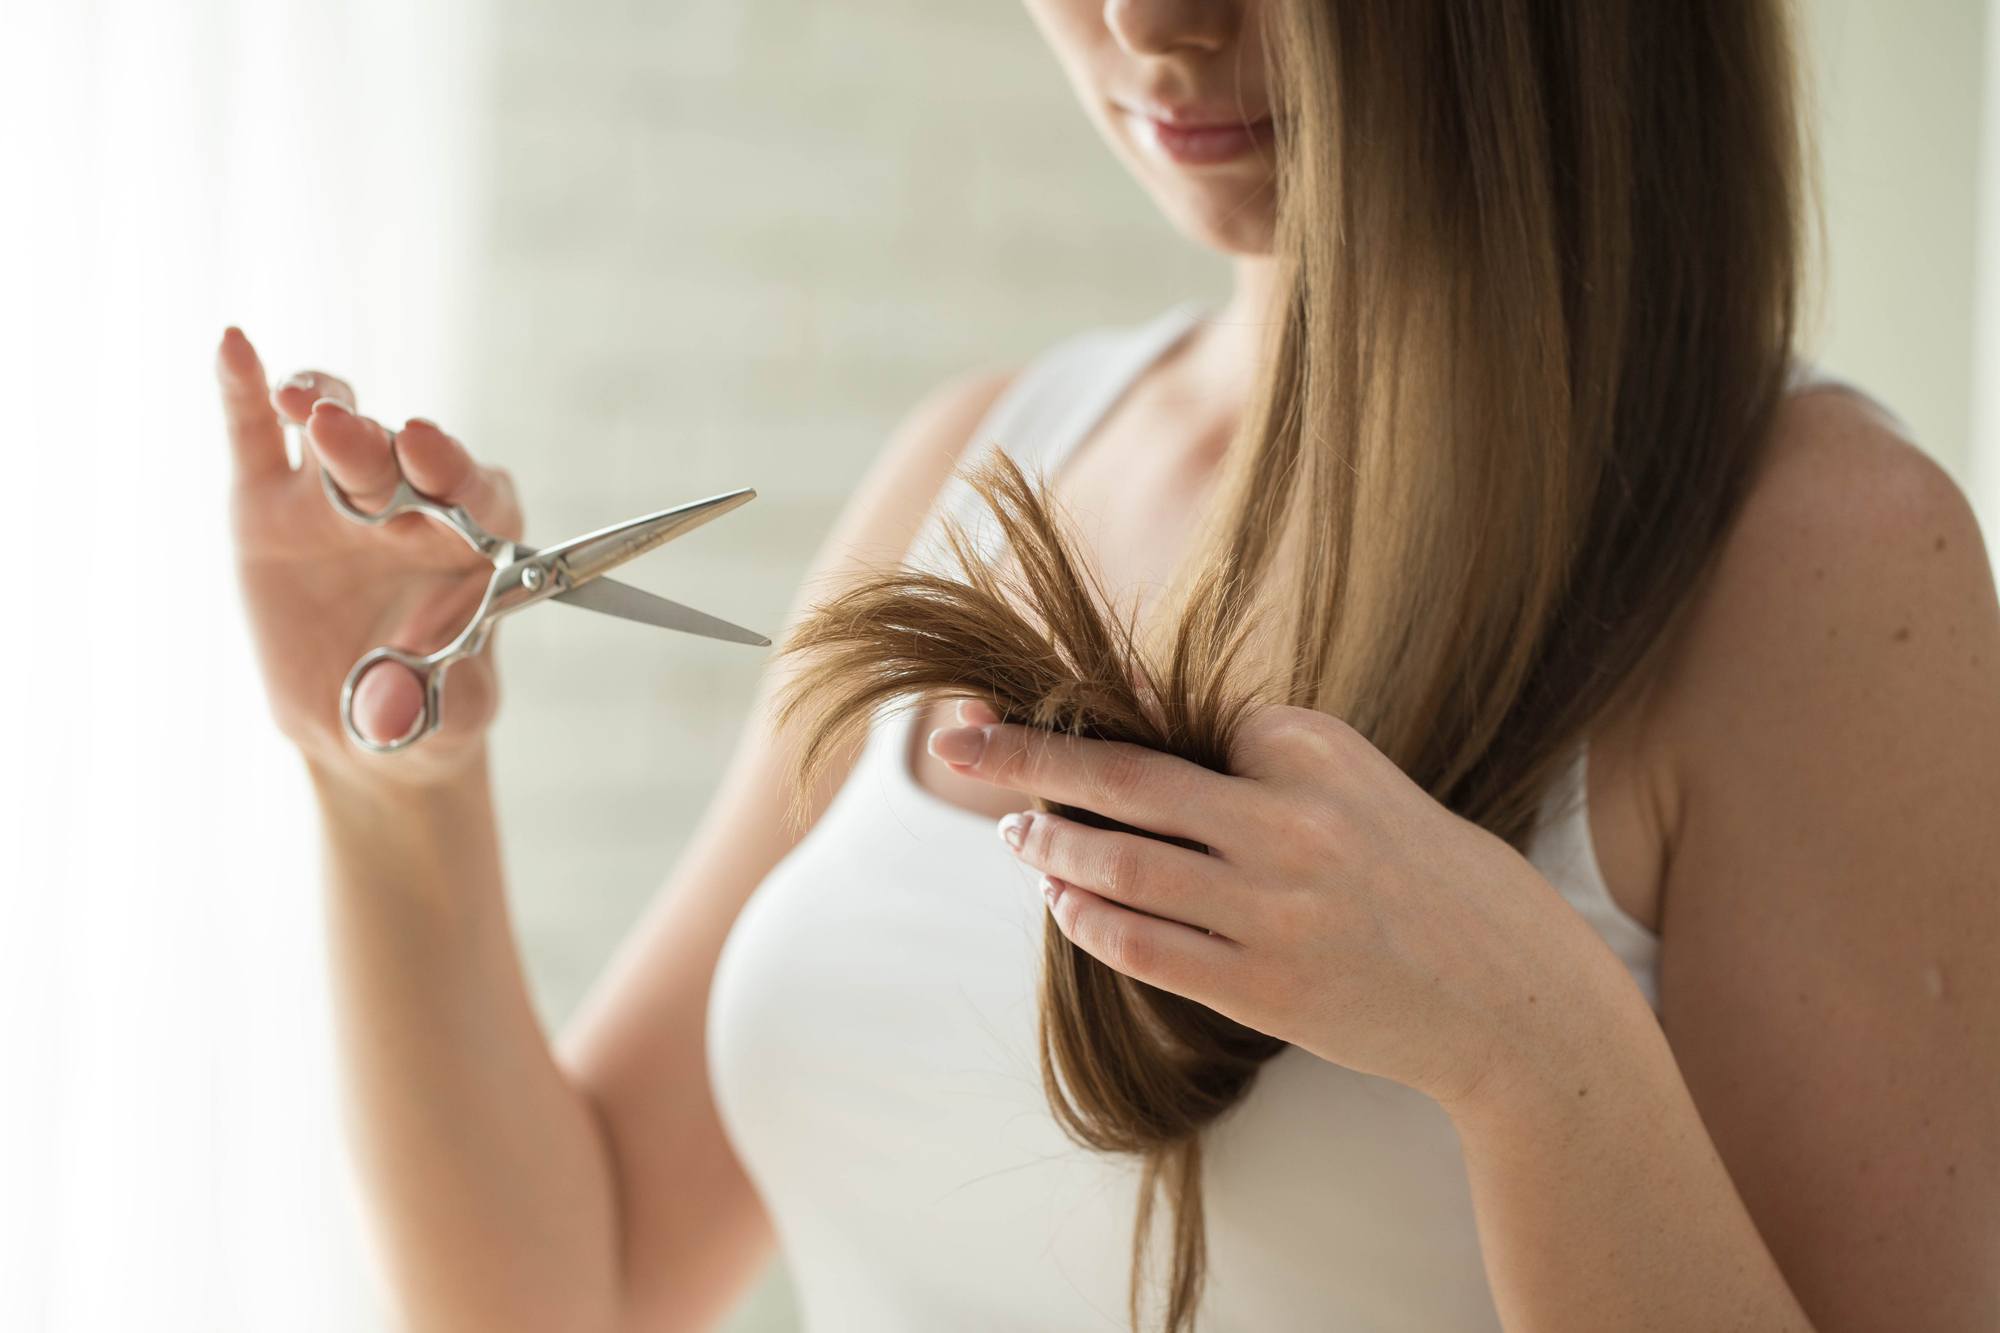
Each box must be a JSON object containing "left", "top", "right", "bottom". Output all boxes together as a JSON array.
[
  {"left": 553, "top": 578, "right": 771, "bottom": 647},
  {"left": 543, "top": 488, "right": 758, "bottom": 587}
]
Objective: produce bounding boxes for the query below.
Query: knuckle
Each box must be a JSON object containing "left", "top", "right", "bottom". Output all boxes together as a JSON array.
[
  {"left": 1097, "top": 918, "right": 1152, "bottom": 977},
  {"left": 1247, "top": 706, "right": 1349, "bottom": 764},
  {"left": 1265, "top": 798, "right": 1335, "bottom": 869},
  {"left": 1089, "top": 747, "right": 1149, "bottom": 809},
  {"left": 1281, "top": 707, "right": 1342, "bottom": 752},
  {"left": 1101, "top": 840, "right": 1141, "bottom": 900}
]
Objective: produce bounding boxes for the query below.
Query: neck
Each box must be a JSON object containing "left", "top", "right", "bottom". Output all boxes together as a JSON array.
[
  {"left": 1176, "top": 253, "right": 1283, "bottom": 426},
  {"left": 1221, "top": 252, "right": 1285, "bottom": 342}
]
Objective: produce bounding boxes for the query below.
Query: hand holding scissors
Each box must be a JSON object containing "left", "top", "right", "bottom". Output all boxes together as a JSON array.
[
  {"left": 319, "top": 456, "right": 768, "bottom": 754},
  {"left": 216, "top": 328, "right": 766, "bottom": 769}
]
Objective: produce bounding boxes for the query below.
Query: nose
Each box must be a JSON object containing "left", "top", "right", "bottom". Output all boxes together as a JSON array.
[{"left": 1103, "top": 0, "right": 1234, "bottom": 57}]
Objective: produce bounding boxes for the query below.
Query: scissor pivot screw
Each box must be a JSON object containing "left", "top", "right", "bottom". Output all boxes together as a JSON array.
[{"left": 521, "top": 565, "right": 546, "bottom": 591}]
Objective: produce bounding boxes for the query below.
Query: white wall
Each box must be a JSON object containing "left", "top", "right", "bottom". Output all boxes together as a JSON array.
[
  {"left": 1800, "top": 0, "right": 1990, "bottom": 488},
  {"left": 1975, "top": 0, "right": 2000, "bottom": 536}
]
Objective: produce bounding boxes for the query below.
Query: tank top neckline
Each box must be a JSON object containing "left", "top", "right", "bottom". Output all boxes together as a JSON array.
[
  {"left": 882, "top": 297, "right": 1650, "bottom": 950},
  {"left": 885, "top": 298, "right": 1210, "bottom": 832}
]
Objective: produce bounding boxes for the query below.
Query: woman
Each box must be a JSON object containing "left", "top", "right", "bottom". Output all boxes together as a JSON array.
[{"left": 215, "top": 1, "right": 1998, "bottom": 1329}]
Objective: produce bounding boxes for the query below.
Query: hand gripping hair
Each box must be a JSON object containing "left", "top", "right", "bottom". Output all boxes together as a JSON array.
[{"left": 775, "top": 447, "right": 1284, "bottom": 1332}]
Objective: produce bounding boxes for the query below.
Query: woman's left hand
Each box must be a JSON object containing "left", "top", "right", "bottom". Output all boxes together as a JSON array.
[{"left": 928, "top": 699, "right": 1629, "bottom": 1114}]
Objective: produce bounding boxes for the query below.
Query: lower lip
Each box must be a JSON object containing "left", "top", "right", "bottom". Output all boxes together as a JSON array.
[{"left": 1122, "top": 111, "right": 1275, "bottom": 166}]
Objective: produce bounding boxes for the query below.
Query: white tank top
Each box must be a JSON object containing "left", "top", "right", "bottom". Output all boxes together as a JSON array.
[{"left": 707, "top": 300, "right": 1866, "bottom": 1330}]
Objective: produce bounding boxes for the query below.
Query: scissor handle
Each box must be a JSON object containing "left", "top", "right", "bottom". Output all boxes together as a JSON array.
[
  {"left": 337, "top": 553, "right": 520, "bottom": 754},
  {"left": 319, "top": 464, "right": 512, "bottom": 562},
  {"left": 338, "top": 646, "right": 453, "bottom": 754}
]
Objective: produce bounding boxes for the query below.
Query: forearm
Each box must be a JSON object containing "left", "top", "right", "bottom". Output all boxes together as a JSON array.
[
  {"left": 1445, "top": 955, "right": 1814, "bottom": 1333},
  {"left": 312, "top": 754, "right": 625, "bottom": 1333}
]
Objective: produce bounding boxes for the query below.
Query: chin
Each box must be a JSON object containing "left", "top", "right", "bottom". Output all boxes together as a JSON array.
[
  {"left": 1164, "top": 192, "right": 1277, "bottom": 257},
  {"left": 1097, "top": 114, "right": 1278, "bottom": 257}
]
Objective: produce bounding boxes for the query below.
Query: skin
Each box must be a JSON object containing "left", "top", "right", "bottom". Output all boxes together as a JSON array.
[{"left": 212, "top": 1, "right": 1998, "bottom": 1330}]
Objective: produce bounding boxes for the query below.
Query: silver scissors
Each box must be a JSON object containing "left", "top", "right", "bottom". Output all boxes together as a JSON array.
[{"left": 316, "top": 439, "right": 769, "bottom": 754}]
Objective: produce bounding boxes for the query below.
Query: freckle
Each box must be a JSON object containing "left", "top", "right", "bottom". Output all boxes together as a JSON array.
[
  {"left": 1813, "top": 567, "right": 1826, "bottom": 580},
  {"left": 1935, "top": 536, "right": 1946, "bottom": 552},
  {"left": 1527, "top": 993, "right": 1537, "bottom": 1004},
  {"left": 1827, "top": 626, "right": 1839, "bottom": 641},
  {"left": 1576, "top": 1086, "right": 1588, "bottom": 1098},
  {"left": 1892, "top": 625, "right": 1911, "bottom": 643},
  {"left": 1796, "top": 990, "right": 1807, "bottom": 1004},
  {"left": 1947, "top": 1163, "right": 1958, "bottom": 1177}
]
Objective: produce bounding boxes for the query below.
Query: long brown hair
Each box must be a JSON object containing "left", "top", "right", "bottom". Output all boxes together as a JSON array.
[{"left": 779, "top": 2, "right": 1806, "bottom": 1327}]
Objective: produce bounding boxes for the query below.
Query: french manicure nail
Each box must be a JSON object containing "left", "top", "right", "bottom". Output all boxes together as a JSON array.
[
  {"left": 312, "top": 396, "right": 350, "bottom": 417},
  {"left": 1040, "top": 875, "right": 1065, "bottom": 907},
  {"left": 997, "top": 812, "right": 1030, "bottom": 851},
  {"left": 928, "top": 725, "right": 987, "bottom": 766}
]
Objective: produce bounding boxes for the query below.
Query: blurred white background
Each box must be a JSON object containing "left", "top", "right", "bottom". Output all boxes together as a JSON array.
[{"left": 0, "top": 2, "right": 1992, "bottom": 1330}]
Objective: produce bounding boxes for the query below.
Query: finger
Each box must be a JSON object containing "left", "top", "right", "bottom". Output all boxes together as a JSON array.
[
  {"left": 349, "top": 659, "right": 426, "bottom": 746},
  {"left": 927, "top": 722, "right": 1240, "bottom": 845},
  {"left": 1041, "top": 875, "right": 1238, "bottom": 998},
  {"left": 392, "top": 418, "right": 521, "bottom": 540},
  {"left": 215, "top": 327, "right": 291, "bottom": 479},
  {"left": 270, "top": 368, "right": 357, "bottom": 425},
  {"left": 998, "top": 809, "right": 1239, "bottom": 937},
  {"left": 307, "top": 397, "right": 401, "bottom": 506}
]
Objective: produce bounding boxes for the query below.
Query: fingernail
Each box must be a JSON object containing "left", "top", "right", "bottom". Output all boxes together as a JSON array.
[
  {"left": 281, "top": 371, "right": 317, "bottom": 392},
  {"left": 311, "top": 396, "right": 350, "bottom": 417},
  {"left": 1040, "top": 875, "right": 1065, "bottom": 908},
  {"left": 406, "top": 416, "right": 440, "bottom": 431},
  {"left": 997, "top": 811, "right": 1031, "bottom": 851},
  {"left": 928, "top": 725, "right": 987, "bottom": 766}
]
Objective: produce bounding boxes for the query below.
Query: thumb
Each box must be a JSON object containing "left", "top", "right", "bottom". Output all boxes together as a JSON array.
[{"left": 348, "top": 660, "right": 426, "bottom": 746}]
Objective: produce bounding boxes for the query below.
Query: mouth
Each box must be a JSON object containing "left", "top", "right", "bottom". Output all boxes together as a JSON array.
[{"left": 1114, "top": 104, "right": 1276, "bottom": 167}]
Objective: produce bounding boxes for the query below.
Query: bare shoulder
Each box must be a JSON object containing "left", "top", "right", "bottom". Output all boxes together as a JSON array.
[
  {"left": 1635, "top": 386, "right": 2000, "bottom": 1326},
  {"left": 1648, "top": 385, "right": 1998, "bottom": 771},
  {"left": 807, "top": 366, "right": 1019, "bottom": 581}
]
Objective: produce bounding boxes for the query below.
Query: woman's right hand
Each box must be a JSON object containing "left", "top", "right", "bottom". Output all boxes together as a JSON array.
[{"left": 215, "top": 326, "right": 524, "bottom": 786}]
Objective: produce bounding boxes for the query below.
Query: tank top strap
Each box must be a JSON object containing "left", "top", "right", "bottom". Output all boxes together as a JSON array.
[
  {"left": 915, "top": 300, "right": 1208, "bottom": 573},
  {"left": 857, "top": 300, "right": 1207, "bottom": 769}
]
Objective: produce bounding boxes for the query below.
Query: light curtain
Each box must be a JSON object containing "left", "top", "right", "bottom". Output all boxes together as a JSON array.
[{"left": 0, "top": 2, "right": 489, "bottom": 1328}]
